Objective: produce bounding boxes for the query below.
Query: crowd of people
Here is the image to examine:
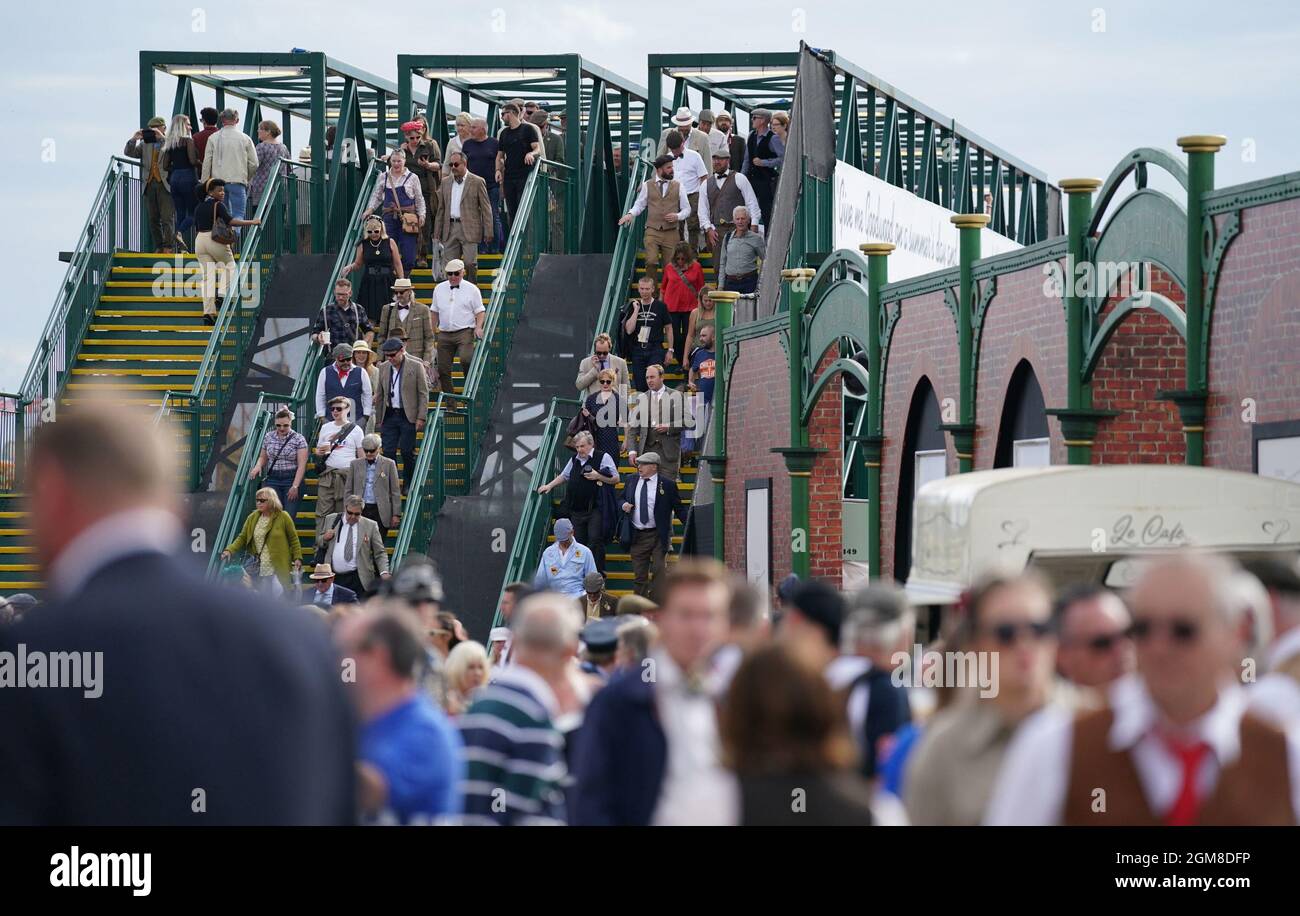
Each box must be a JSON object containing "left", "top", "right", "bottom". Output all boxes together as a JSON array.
[{"left": 5, "top": 403, "right": 1298, "bottom": 827}]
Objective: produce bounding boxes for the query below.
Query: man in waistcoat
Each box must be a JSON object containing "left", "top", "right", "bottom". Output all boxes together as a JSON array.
[
  {"left": 618, "top": 155, "right": 690, "bottom": 283},
  {"left": 698, "top": 150, "right": 762, "bottom": 275},
  {"left": 537, "top": 430, "right": 620, "bottom": 576},
  {"left": 986, "top": 553, "right": 1300, "bottom": 826},
  {"left": 315, "top": 342, "right": 374, "bottom": 427}
]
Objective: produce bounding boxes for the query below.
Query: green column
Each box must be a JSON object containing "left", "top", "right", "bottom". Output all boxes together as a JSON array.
[
  {"left": 138, "top": 55, "right": 157, "bottom": 251},
  {"left": 1061, "top": 178, "right": 1102, "bottom": 464},
  {"left": 1175, "top": 134, "right": 1227, "bottom": 466},
  {"left": 775, "top": 268, "right": 820, "bottom": 579},
  {"left": 706, "top": 290, "right": 738, "bottom": 564},
  {"left": 309, "top": 55, "right": 327, "bottom": 254},
  {"left": 861, "top": 243, "right": 894, "bottom": 579},
  {"left": 947, "top": 214, "right": 988, "bottom": 473}
]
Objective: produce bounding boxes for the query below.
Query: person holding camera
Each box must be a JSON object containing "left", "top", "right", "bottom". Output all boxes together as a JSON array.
[
  {"left": 124, "top": 117, "right": 176, "bottom": 254},
  {"left": 194, "top": 178, "right": 261, "bottom": 323}
]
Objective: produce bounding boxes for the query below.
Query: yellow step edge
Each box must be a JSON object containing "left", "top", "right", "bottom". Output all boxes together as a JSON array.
[
  {"left": 0, "top": 565, "right": 39, "bottom": 572},
  {"left": 66, "top": 383, "right": 192, "bottom": 391},
  {"left": 71, "top": 368, "right": 199, "bottom": 377},
  {"left": 82, "top": 339, "right": 211, "bottom": 347},
  {"left": 78, "top": 354, "right": 205, "bottom": 362},
  {"left": 115, "top": 252, "right": 241, "bottom": 260},
  {"left": 87, "top": 325, "right": 213, "bottom": 333},
  {"left": 99, "top": 297, "right": 207, "bottom": 304},
  {"left": 0, "top": 582, "right": 42, "bottom": 590},
  {"left": 94, "top": 310, "right": 208, "bottom": 317}
]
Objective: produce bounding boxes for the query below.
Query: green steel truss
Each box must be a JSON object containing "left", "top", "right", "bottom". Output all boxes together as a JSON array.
[
  {"left": 139, "top": 50, "right": 400, "bottom": 252},
  {"left": 648, "top": 49, "right": 1060, "bottom": 245},
  {"left": 396, "top": 54, "right": 649, "bottom": 253}
]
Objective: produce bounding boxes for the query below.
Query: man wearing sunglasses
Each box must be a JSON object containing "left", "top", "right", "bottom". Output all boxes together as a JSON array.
[
  {"left": 434, "top": 152, "right": 493, "bottom": 284},
  {"left": 315, "top": 342, "right": 373, "bottom": 428},
  {"left": 315, "top": 397, "right": 365, "bottom": 538},
  {"left": 1052, "top": 584, "right": 1133, "bottom": 692},
  {"left": 988, "top": 553, "right": 1300, "bottom": 826}
]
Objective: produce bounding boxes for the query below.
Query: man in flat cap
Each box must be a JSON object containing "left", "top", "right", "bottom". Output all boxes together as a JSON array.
[
  {"left": 581, "top": 571, "right": 618, "bottom": 621},
  {"left": 533, "top": 518, "right": 598, "bottom": 599},
  {"left": 743, "top": 108, "right": 784, "bottom": 230},
  {"left": 620, "top": 452, "right": 687, "bottom": 598},
  {"left": 376, "top": 336, "right": 430, "bottom": 493},
  {"left": 619, "top": 154, "right": 690, "bottom": 283}
]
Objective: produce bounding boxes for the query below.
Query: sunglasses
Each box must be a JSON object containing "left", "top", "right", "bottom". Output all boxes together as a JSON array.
[
  {"left": 600, "top": 379, "right": 612, "bottom": 385},
  {"left": 331, "top": 406, "right": 346, "bottom": 413},
  {"left": 982, "top": 621, "right": 1053, "bottom": 647},
  {"left": 387, "top": 351, "right": 403, "bottom": 359},
  {"left": 275, "top": 423, "right": 290, "bottom": 429},
  {"left": 345, "top": 510, "right": 363, "bottom": 518},
  {"left": 1079, "top": 630, "right": 1131, "bottom": 653},
  {"left": 363, "top": 448, "right": 378, "bottom": 455},
  {"left": 255, "top": 497, "right": 268, "bottom": 503},
  {"left": 446, "top": 270, "right": 462, "bottom": 276},
  {"left": 1129, "top": 617, "right": 1200, "bottom": 645}
]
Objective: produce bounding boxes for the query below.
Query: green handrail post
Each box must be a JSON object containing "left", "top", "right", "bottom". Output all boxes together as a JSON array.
[
  {"left": 861, "top": 242, "right": 894, "bottom": 579},
  {"left": 705, "top": 289, "right": 737, "bottom": 565},
  {"left": 775, "top": 268, "right": 819, "bottom": 578},
  {"left": 1173, "top": 134, "right": 1228, "bottom": 467},
  {"left": 945, "top": 213, "right": 988, "bottom": 473}
]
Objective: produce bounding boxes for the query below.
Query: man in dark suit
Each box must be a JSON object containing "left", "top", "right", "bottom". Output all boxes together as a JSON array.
[
  {"left": 571, "top": 558, "right": 733, "bottom": 825},
  {"left": 0, "top": 405, "right": 355, "bottom": 825},
  {"left": 620, "top": 452, "right": 687, "bottom": 599},
  {"left": 377, "top": 336, "right": 431, "bottom": 493}
]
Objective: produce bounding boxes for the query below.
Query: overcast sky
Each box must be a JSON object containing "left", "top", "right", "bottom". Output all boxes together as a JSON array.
[{"left": 2, "top": 0, "right": 1297, "bottom": 391}]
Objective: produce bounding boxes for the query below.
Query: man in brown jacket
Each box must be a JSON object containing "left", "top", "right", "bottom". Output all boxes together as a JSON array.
[
  {"left": 376, "top": 337, "right": 430, "bottom": 493},
  {"left": 378, "top": 278, "right": 436, "bottom": 387},
  {"left": 435, "top": 152, "right": 494, "bottom": 284},
  {"left": 347, "top": 435, "right": 402, "bottom": 539}
]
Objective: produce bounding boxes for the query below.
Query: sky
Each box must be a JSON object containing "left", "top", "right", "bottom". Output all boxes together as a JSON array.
[{"left": 2, "top": 0, "right": 1298, "bottom": 392}]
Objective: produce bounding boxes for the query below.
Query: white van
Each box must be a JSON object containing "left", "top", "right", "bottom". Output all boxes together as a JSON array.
[{"left": 904, "top": 465, "right": 1300, "bottom": 605}]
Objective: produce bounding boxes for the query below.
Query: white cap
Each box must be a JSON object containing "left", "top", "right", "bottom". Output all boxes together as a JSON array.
[{"left": 489, "top": 627, "right": 511, "bottom": 643}]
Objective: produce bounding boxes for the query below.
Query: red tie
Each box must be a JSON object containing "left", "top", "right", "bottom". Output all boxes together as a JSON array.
[
  {"left": 338, "top": 367, "right": 348, "bottom": 383},
  {"left": 1161, "top": 734, "right": 1212, "bottom": 826}
]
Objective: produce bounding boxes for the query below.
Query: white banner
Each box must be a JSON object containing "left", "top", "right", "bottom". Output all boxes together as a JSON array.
[{"left": 834, "top": 159, "right": 1020, "bottom": 281}]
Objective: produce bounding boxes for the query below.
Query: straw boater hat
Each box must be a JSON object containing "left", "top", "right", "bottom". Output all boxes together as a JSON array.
[
  {"left": 391, "top": 278, "right": 414, "bottom": 291},
  {"left": 351, "top": 340, "right": 373, "bottom": 360}
]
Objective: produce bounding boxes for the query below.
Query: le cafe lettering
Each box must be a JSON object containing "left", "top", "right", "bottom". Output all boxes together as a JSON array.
[{"left": 1109, "top": 514, "right": 1190, "bottom": 549}]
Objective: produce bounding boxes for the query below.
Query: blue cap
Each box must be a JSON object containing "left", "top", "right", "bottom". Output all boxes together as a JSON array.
[{"left": 582, "top": 617, "right": 620, "bottom": 653}]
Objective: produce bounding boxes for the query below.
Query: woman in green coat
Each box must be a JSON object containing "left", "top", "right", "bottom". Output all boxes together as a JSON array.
[{"left": 221, "top": 486, "right": 302, "bottom": 595}]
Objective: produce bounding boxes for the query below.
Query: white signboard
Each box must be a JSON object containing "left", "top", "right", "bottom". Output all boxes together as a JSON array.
[{"left": 834, "top": 159, "right": 1020, "bottom": 281}]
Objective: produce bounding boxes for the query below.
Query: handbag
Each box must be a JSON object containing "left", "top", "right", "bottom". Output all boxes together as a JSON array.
[
  {"left": 563, "top": 410, "right": 596, "bottom": 450},
  {"left": 616, "top": 504, "right": 633, "bottom": 552},
  {"left": 210, "top": 199, "right": 236, "bottom": 246},
  {"left": 389, "top": 175, "right": 421, "bottom": 235}
]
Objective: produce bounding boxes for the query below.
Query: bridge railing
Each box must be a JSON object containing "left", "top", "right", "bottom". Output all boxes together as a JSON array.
[
  {"left": 492, "top": 396, "right": 580, "bottom": 628},
  {"left": 8, "top": 157, "right": 141, "bottom": 489},
  {"left": 388, "top": 157, "right": 569, "bottom": 572},
  {"left": 205, "top": 160, "right": 382, "bottom": 573}
]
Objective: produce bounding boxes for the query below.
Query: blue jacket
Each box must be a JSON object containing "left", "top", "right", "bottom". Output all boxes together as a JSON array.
[{"left": 570, "top": 668, "right": 667, "bottom": 826}]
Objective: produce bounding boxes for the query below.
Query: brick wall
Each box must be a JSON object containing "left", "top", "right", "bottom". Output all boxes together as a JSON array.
[
  {"left": 1205, "top": 197, "right": 1300, "bottom": 470},
  {"left": 808, "top": 346, "right": 843, "bottom": 584},
  {"left": 1089, "top": 266, "right": 1186, "bottom": 464},
  {"left": 973, "top": 258, "right": 1070, "bottom": 468},
  {"left": 723, "top": 333, "right": 792, "bottom": 582},
  {"left": 879, "top": 290, "right": 960, "bottom": 581}
]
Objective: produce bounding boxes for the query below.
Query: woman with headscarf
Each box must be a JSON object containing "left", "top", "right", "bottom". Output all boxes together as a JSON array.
[
  {"left": 362, "top": 149, "right": 425, "bottom": 275},
  {"left": 343, "top": 215, "right": 403, "bottom": 328}
]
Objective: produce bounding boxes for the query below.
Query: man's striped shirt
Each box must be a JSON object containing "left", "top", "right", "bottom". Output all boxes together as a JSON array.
[{"left": 457, "top": 665, "right": 567, "bottom": 825}]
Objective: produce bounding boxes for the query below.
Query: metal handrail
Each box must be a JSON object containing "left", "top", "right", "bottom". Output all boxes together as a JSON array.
[
  {"left": 593, "top": 141, "right": 654, "bottom": 344},
  {"left": 388, "top": 157, "right": 560, "bottom": 572},
  {"left": 487, "top": 144, "right": 653, "bottom": 610},
  {"left": 205, "top": 159, "right": 382, "bottom": 574},
  {"left": 19, "top": 156, "right": 138, "bottom": 415},
  {"left": 492, "top": 396, "right": 580, "bottom": 630}
]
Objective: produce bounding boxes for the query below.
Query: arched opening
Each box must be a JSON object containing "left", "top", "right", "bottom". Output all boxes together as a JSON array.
[
  {"left": 895, "top": 378, "right": 945, "bottom": 583},
  {"left": 994, "top": 360, "right": 1050, "bottom": 468}
]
